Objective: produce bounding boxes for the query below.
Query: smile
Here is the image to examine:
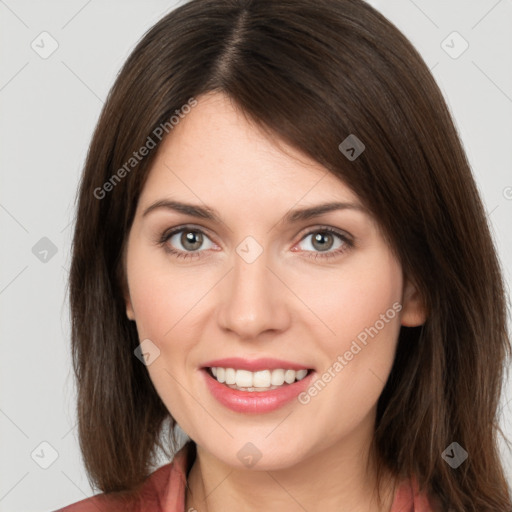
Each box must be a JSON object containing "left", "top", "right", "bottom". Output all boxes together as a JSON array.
[{"left": 201, "top": 365, "right": 316, "bottom": 413}]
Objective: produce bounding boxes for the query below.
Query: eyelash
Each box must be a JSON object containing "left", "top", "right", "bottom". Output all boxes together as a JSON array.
[{"left": 157, "top": 225, "right": 354, "bottom": 261}]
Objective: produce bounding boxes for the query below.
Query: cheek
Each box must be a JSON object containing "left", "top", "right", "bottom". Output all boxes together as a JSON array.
[
  {"left": 295, "top": 254, "right": 403, "bottom": 434},
  {"left": 309, "top": 249, "right": 403, "bottom": 338},
  {"left": 126, "top": 243, "right": 211, "bottom": 341},
  {"left": 306, "top": 248, "right": 404, "bottom": 395},
  {"left": 125, "top": 246, "right": 204, "bottom": 419}
]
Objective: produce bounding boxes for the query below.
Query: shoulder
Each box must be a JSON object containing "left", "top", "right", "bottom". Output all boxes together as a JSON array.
[
  {"left": 53, "top": 461, "right": 174, "bottom": 512},
  {"left": 53, "top": 441, "right": 195, "bottom": 512},
  {"left": 391, "top": 476, "right": 443, "bottom": 512}
]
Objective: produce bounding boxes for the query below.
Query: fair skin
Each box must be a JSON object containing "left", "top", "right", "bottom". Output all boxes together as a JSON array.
[{"left": 123, "top": 92, "right": 426, "bottom": 512}]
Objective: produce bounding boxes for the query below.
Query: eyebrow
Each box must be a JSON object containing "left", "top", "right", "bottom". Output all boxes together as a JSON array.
[{"left": 142, "top": 199, "right": 367, "bottom": 224}]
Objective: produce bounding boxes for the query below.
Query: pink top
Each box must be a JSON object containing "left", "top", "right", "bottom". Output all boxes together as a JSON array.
[{"left": 55, "top": 441, "right": 438, "bottom": 511}]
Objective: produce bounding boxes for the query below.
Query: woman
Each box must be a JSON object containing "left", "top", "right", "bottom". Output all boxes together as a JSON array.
[{"left": 59, "top": 0, "right": 511, "bottom": 510}]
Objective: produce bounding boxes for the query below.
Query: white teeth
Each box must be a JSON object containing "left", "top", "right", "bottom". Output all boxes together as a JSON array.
[
  {"left": 209, "top": 367, "right": 309, "bottom": 388},
  {"left": 235, "top": 370, "right": 253, "bottom": 388},
  {"left": 296, "top": 369, "right": 308, "bottom": 380},
  {"left": 271, "top": 369, "right": 285, "bottom": 386},
  {"left": 225, "top": 368, "right": 236, "bottom": 385},
  {"left": 253, "top": 370, "right": 271, "bottom": 387},
  {"left": 284, "top": 369, "right": 296, "bottom": 384}
]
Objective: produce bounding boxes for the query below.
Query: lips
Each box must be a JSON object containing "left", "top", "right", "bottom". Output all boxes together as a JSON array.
[{"left": 200, "top": 358, "right": 316, "bottom": 413}]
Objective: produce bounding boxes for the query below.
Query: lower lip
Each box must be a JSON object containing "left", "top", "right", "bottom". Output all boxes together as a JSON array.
[{"left": 201, "top": 368, "right": 316, "bottom": 413}]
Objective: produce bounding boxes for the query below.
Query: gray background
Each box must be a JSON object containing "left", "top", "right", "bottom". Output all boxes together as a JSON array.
[{"left": 0, "top": 0, "right": 511, "bottom": 510}]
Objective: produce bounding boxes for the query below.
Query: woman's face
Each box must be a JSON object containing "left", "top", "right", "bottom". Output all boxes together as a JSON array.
[{"left": 123, "top": 92, "right": 425, "bottom": 470}]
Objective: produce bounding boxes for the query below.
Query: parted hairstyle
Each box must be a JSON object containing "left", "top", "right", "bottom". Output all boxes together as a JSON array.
[{"left": 68, "top": 0, "right": 512, "bottom": 509}]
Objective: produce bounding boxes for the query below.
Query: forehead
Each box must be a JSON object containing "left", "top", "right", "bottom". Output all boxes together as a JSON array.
[{"left": 138, "top": 92, "right": 362, "bottom": 213}]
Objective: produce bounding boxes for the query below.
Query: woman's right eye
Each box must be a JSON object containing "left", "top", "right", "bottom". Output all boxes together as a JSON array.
[{"left": 158, "top": 227, "right": 215, "bottom": 260}]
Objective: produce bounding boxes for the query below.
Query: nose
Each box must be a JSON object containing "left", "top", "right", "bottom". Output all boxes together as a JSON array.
[{"left": 217, "top": 248, "right": 291, "bottom": 340}]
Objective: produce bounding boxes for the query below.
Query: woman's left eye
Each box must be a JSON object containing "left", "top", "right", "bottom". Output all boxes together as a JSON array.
[
  {"left": 295, "top": 228, "right": 353, "bottom": 260},
  {"left": 157, "top": 226, "right": 353, "bottom": 261}
]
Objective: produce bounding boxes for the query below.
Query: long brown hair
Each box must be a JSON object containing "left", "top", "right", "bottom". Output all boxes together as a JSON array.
[{"left": 68, "top": 0, "right": 512, "bottom": 509}]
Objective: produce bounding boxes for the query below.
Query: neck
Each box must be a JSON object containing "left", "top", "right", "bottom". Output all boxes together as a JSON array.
[{"left": 184, "top": 420, "right": 397, "bottom": 512}]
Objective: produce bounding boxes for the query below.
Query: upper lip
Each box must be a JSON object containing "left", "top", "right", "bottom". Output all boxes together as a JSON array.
[{"left": 201, "top": 357, "right": 313, "bottom": 372}]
